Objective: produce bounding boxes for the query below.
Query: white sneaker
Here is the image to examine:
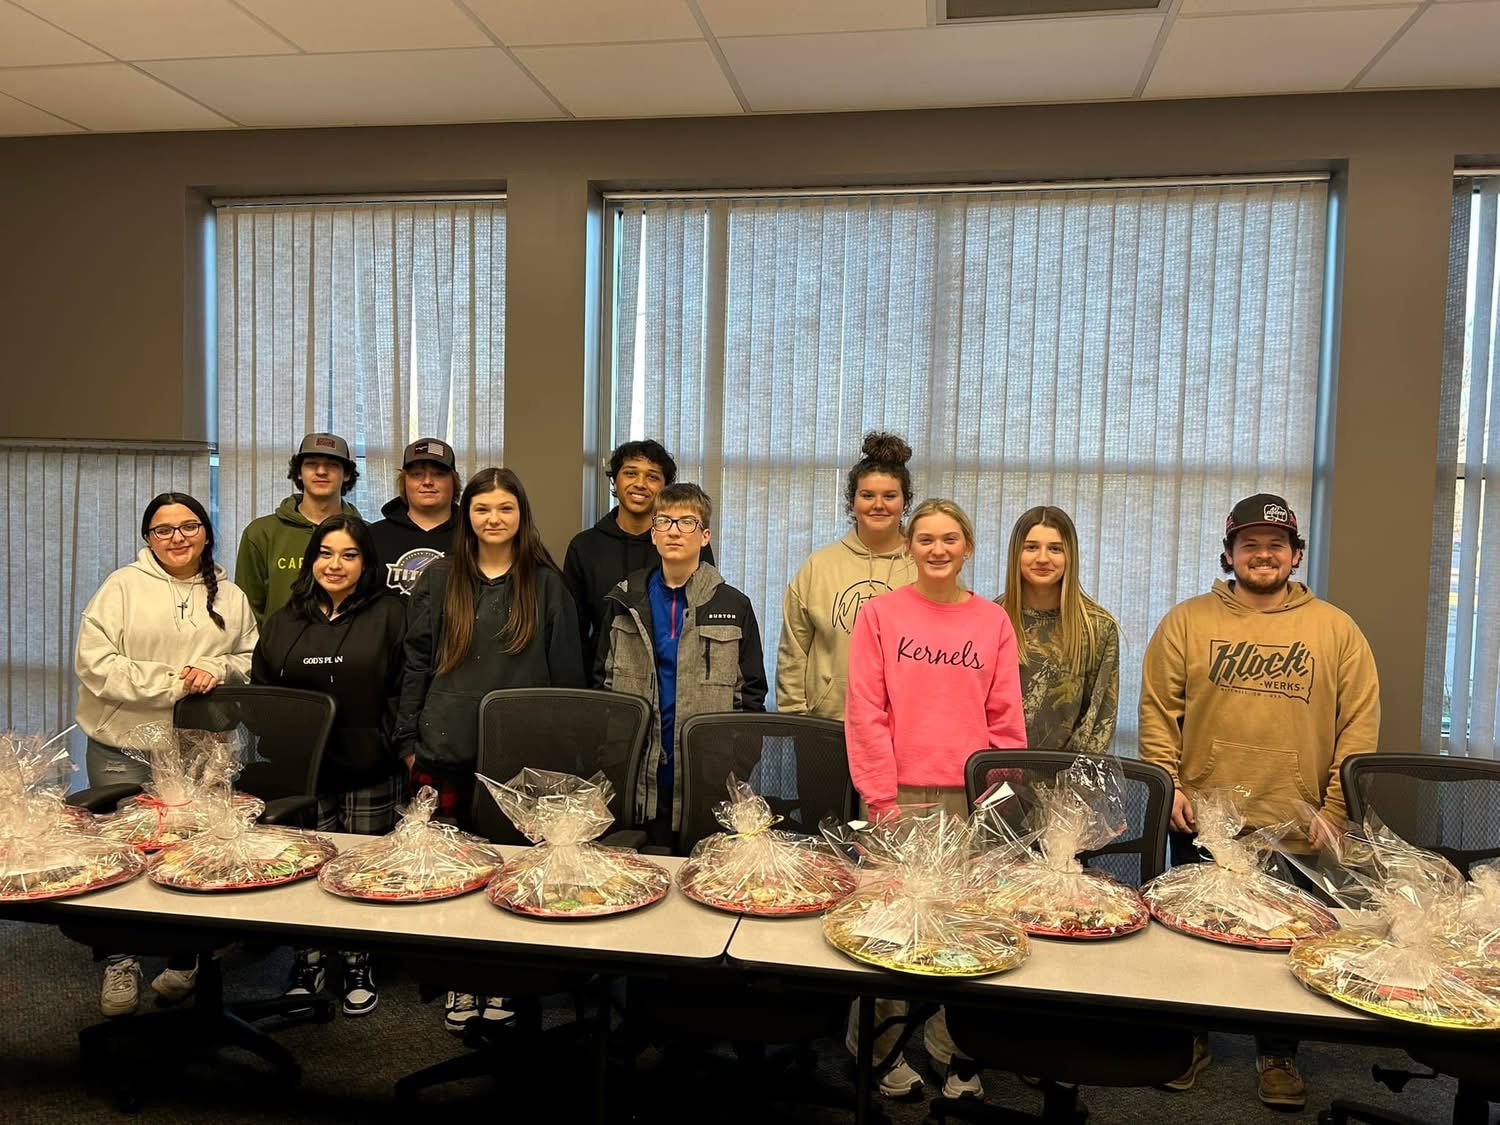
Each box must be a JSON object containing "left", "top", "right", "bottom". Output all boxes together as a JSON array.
[
  {"left": 878, "top": 1054, "right": 924, "bottom": 1098},
  {"left": 341, "top": 954, "right": 377, "bottom": 1017},
  {"left": 150, "top": 963, "right": 198, "bottom": 1004},
  {"left": 481, "top": 995, "right": 516, "bottom": 1024},
  {"left": 101, "top": 958, "right": 141, "bottom": 1017},
  {"left": 942, "top": 1066, "right": 985, "bottom": 1099},
  {"left": 445, "top": 991, "right": 480, "bottom": 1034}
]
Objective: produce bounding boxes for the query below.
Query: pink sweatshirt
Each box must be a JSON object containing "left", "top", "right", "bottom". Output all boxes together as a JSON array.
[{"left": 845, "top": 585, "right": 1026, "bottom": 809}]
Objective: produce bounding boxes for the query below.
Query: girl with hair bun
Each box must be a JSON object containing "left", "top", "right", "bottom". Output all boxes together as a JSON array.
[
  {"left": 997, "top": 506, "right": 1120, "bottom": 755},
  {"left": 74, "top": 491, "right": 258, "bottom": 1018},
  {"left": 775, "top": 432, "right": 917, "bottom": 718}
]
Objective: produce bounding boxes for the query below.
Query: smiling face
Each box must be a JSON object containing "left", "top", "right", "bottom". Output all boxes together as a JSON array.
[
  {"left": 146, "top": 503, "right": 207, "bottom": 577},
  {"left": 908, "top": 511, "right": 972, "bottom": 585},
  {"left": 298, "top": 455, "right": 347, "bottom": 500},
  {"left": 852, "top": 471, "right": 906, "bottom": 542},
  {"left": 1019, "top": 523, "right": 1067, "bottom": 592},
  {"left": 469, "top": 486, "right": 519, "bottom": 551},
  {"left": 613, "top": 456, "right": 668, "bottom": 519},
  {"left": 312, "top": 529, "right": 364, "bottom": 602},
  {"left": 403, "top": 461, "right": 455, "bottom": 516},
  {"left": 1226, "top": 526, "right": 1300, "bottom": 596}
]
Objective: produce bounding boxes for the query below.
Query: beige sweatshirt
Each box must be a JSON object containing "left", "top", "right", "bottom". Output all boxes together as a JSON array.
[
  {"left": 1138, "top": 580, "right": 1380, "bottom": 827},
  {"left": 776, "top": 531, "right": 916, "bottom": 719}
]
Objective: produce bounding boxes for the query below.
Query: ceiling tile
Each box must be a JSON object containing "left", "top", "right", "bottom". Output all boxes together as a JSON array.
[
  {"left": 0, "top": 63, "right": 233, "bottom": 130},
  {"left": 1360, "top": 2, "right": 1500, "bottom": 87},
  {"left": 0, "top": 2, "right": 108, "bottom": 66},
  {"left": 142, "top": 48, "right": 562, "bottom": 128},
  {"left": 1145, "top": 8, "right": 1411, "bottom": 97},
  {"left": 698, "top": 0, "right": 927, "bottom": 37},
  {"left": 0, "top": 87, "right": 82, "bottom": 133},
  {"left": 515, "top": 40, "right": 740, "bottom": 117},
  {"left": 721, "top": 19, "right": 1163, "bottom": 113},
  {"left": 463, "top": 0, "right": 701, "bottom": 45},
  {"left": 13, "top": 0, "right": 295, "bottom": 60},
  {"left": 1181, "top": 0, "right": 1414, "bottom": 11},
  {"left": 235, "top": 0, "right": 492, "bottom": 53}
]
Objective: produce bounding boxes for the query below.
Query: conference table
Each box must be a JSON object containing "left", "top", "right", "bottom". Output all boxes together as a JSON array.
[{"left": 4, "top": 840, "right": 1497, "bottom": 1123}]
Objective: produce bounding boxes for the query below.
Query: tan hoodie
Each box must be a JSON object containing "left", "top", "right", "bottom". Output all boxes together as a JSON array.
[
  {"left": 776, "top": 531, "right": 916, "bottom": 719},
  {"left": 1138, "top": 579, "right": 1380, "bottom": 828}
]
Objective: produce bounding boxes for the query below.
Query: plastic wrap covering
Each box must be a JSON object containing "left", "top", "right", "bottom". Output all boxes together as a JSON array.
[
  {"left": 1142, "top": 788, "right": 1338, "bottom": 949},
  {"left": 97, "top": 723, "right": 264, "bottom": 851},
  {"left": 318, "top": 787, "right": 503, "bottom": 902},
  {"left": 1457, "top": 859, "right": 1500, "bottom": 960},
  {"left": 676, "top": 775, "right": 857, "bottom": 916},
  {"left": 147, "top": 800, "right": 335, "bottom": 891},
  {"left": 482, "top": 769, "right": 670, "bottom": 918},
  {"left": 975, "top": 755, "right": 1148, "bottom": 939},
  {"left": 0, "top": 730, "right": 143, "bottom": 901},
  {"left": 1286, "top": 827, "right": 1500, "bottom": 1029},
  {"left": 821, "top": 807, "right": 1030, "bottom": 977}
]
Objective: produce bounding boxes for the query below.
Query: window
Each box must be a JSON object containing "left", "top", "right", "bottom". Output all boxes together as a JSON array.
[
  {"left": 0, "top": 444, "right": 211, "bottom": 750},
  {"left": 214, "top": 197, "right": 506, "bottom": 540},
  {"left": 605, "top": 180, "right": 1332, "bottom": 747},
  {"left": 1428, "top": 175, "right": 1499, "bottom": 757}
]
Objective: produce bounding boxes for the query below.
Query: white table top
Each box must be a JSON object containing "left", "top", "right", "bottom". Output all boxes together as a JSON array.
[
  {"left": 11, "top": 835, "right": 740, "bottom": 967},
  {"left": 729, "top": 912, "right": 1375, "bottom": 1031}
]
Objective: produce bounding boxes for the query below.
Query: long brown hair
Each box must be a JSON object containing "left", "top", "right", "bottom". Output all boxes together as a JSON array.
[
  {"left": 436, "top": 468, "right": 561, "bottom": 675},
  {"left": 1000, "top": 505, "right": 1113, "bottom": 672}
]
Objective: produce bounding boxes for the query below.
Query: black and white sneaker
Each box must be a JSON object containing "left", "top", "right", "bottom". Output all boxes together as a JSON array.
[
  {"left": 285, "top": 949, "right": 326, "bottom": 1014},
  {"left": 445, "top": 991, "right": 481, "bottom": 1034},
  {"left": 481, "top": 995, "right": 516, "bottom": 1025},
  {"left": 341, "top": 953, "right": 377, "bottom": 1017}
]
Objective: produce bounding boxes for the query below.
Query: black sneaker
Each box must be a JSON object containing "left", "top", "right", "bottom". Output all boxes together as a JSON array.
[
  {"left": 341, "top": 953, "right": 377, "bottom": 1017},
  {"left": 285, "top": 949, "right": 326, "bottom": 1014}
]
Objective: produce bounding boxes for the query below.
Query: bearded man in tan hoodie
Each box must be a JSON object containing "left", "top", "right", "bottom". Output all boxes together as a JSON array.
[{"left": 1139, "top": 492, "right": 1380, "bottom": 1110}]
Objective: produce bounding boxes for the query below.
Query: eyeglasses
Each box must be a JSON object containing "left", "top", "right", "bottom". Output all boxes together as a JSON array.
[
  {"left": 147, "top": 521, "right": 204, "bottom": 542},
  {"left": 651, "top": 515, "right": 704, "bottom": 533}
]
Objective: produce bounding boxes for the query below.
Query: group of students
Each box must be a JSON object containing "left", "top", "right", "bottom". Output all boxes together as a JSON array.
[{"left": 70, "top": 426, "right": 1380, "bottom": 1112}]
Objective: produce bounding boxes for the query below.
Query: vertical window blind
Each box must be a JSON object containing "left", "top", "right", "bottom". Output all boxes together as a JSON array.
[
  {"left": 214, "top": 198, "right": 507, "bottom": 548},
  {"left": 608, "top": 181, "right": 1331, "bottom": 748},
  {"left": 1427, "top": 176, "right": 1499, "bottom": 758}
]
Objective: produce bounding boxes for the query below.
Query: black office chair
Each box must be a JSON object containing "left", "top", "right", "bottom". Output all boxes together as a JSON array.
[
  {"left": 394, "top": 688, "right": 653, "bottom": 1110},
  {"left": 625, "top": 712, "right": 857, "bottom": 1118},
  {"left": 62, "top": 685, "right": 338, "bottom": 1110},
  {"left": 931, "top": 749, "right": 1187, "bottom": 1125},
  {"left": 1319, "top": 753, "right": 1500, "bottom": 1125}
]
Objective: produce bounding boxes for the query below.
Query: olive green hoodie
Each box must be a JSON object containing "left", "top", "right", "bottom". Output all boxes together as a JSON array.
[
  {"left": 234, "top": 494, "right": 361, "bottom": 623},
  {"left": 1138, "top": 579, "right": 1380, "bottom": 828}
]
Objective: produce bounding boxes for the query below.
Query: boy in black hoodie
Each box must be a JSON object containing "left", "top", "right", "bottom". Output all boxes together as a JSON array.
[
  {"left": 370, "top": 438, "right": 460, "bottom": 597},
  {"left": 563, "top": 440, "right": 714, "bottom": 676}
]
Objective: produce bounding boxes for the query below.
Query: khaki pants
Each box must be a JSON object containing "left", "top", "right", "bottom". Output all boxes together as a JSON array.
[{"left": 845, "top": 783, "right": 970, "bottom": 1069}]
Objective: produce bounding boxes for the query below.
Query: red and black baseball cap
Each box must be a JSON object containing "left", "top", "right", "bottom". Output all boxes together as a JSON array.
[{"left": 1225, "top": 493, "right": 1298, "bottom": 537}]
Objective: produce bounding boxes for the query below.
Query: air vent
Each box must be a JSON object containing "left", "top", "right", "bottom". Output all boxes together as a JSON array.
[{"left": 944, "top": 0, "right": 1164, "bottom": 18}]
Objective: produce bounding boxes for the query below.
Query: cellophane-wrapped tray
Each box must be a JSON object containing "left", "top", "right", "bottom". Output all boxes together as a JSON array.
[
  {"left": 1143, "top": 788, "right": 1338, "bottom": 949},
  {"left": 676, "top": 775, "right": 857, "bottom": 916},
  {"left": 482, "top": 769, "right": 670, "bottom": 918},
  {"left": 319, "top": 786, "right": 503, "bottom": 902},
  {"left": 147, "top": 801, "right": 335, "bottom": 891},
  {"left": 1286, "top": 825, "right": 1500, "bottom": 1030},
  {"left": 0, "top": 730, "right": 144, "bottom": 901},
  {"left": 975, "top": 755, "right": 1148, "bottom": 940},
  {"left": 97, "top": 722, "right": 264, "bottom": 851},
  {"left": 821, "top": 807, "right": 1029, "bottom": 977}
]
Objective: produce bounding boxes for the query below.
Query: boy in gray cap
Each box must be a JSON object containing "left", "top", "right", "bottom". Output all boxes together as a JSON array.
[{"left": 370, "top": 438, "right": 459, "bottom": 597}]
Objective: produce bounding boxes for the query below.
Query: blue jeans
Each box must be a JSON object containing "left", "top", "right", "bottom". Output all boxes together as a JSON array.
[{"left": 85, "top": 738, "right": 152, "bottom": 788}]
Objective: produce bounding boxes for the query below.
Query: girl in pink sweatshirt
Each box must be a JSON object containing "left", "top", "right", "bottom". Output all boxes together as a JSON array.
[{"left": 845, "top": 498, "right": 1026, "bottom": 817}]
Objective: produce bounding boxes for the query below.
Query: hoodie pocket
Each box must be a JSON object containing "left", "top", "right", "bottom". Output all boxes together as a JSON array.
[
  {"left": 418, "top": 689, "right": 479, "bottom": 770},
  {"left": 698, "top": 625, "right": 743, "bottom": 687},
  {"left": 1185, "top": 738, "right": 1318, "bottom": 825}
]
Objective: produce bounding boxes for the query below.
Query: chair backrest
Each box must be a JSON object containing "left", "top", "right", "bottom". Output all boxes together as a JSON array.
[
  {"left": 173, "top": 685, "right": 337, "bottom": 803},
  {"left": 469, "top": 688, "right": 652, "bottom": 846},
  {"left": 964, "top": 749, "right": 1174, "bottom": 885},
  {"left": 677, "top": 712, "right": 855, "bottom": 856},
  {"left": 1342, "top": 753, "right": 1500, "bottom": 876}
]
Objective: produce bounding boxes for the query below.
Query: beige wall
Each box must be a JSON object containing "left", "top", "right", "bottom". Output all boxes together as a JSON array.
[{"left": 3, "top": 89, "right": 1499, "bottom": 751}]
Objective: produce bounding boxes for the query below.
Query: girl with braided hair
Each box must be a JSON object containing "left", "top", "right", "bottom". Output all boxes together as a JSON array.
[{"left": 75, "top": 492, "right": 258, "bottom": 1017}]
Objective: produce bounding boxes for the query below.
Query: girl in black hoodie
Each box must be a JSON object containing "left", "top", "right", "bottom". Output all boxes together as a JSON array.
[{"left": 252, "top": 514, "right": 405, "bottom": 1018}]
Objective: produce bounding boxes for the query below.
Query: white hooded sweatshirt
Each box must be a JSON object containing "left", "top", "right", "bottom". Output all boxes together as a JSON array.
[{"left": 75, "top": 548, "right": 258, "bottom": 747}]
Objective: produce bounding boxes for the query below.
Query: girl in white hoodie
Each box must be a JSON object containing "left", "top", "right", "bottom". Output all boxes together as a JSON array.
[{"left": 74, "top": 492, "right": 257, "bottom": 1017}]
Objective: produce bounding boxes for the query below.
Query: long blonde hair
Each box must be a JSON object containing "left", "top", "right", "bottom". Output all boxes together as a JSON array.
[
  {"left": 1000, "top": 506, "right": 1111, "bottom": 672},
  {"left": 906, "top": 498, "right": 976, "bottom": 553}
]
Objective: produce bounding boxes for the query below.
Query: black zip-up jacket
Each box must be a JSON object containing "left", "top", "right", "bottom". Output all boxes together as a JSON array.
[
  {"left": 395, "top": 558, "right": 584, "bottom": 772},
  {"left": 251, "top": 592, "right": 406, "bottom": 792},
  {"left": 370, "top": 496, "right": 459, "bottom": 597},
  {"left": 563, "top": 507, "right": 715, "bottom": 677}
]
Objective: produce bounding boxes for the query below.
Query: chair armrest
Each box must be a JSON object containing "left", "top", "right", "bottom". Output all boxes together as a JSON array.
[
  {"left": 258, "top": 796, "right": 318, "bottom": 827},
  {"left": 66, "top": 783, "right": 143, "bottom": 813},
  {"left": 641, "top": 844, "right": 672, "bottom": 857},
  {"left": 601, "top": 829, "right": 647, "bottom": 851}
]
